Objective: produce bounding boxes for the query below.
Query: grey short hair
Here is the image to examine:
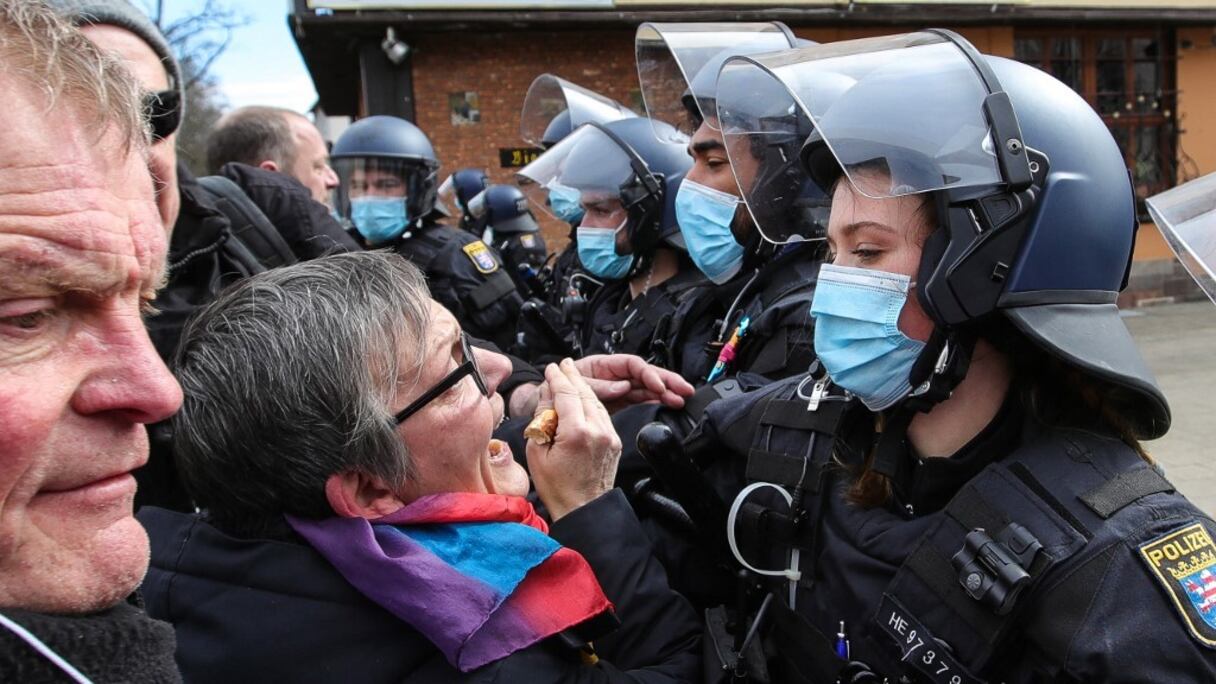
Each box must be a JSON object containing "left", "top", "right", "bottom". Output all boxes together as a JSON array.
[
  {"left": 0, "top": 0, "right": 148, "bottom": 155},
  {"left": 172, "top": 250, "right": 432, "bottom": 536},
  {"left": 206, "top": 105, "right": 304, "bottom": 174}
]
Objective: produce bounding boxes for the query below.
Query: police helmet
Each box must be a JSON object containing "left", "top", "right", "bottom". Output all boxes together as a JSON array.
[
  {"left": 541, "top": 110, "right": 574, "bottom": 149},
  {"left": 451, "top": 168, "right": 489, "bottom": 210},
  {"left": 517, "top": 117, "right": 692, "bottom": 278},
  {"left": 330, "top": 116, "right": 441, "bottom": 232},
  {"left": 682, "top": 38, "right": 804, "bottom": 132},
  {"left": 636, "top": 22, "right": 796, "bottom": 139},
  {"left": 477, "top": 184, "right": 540, "bottom": 234},
  {"left": 749, "top": 30, "right": 1166, "bottom": 437}
]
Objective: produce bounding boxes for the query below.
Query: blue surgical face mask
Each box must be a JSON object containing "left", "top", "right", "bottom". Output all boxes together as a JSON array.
[
  {"left": 675, "top": 178, "right": 745, "bottom": 284},
  {"left": 548, "top": 183, "right": 585, "bottom": 224},
  {"left": 350, "top": 196, "right": 409, "bottom": 245},
  {"left": 809, "top": 263, "right": 926, "bottom": 411},
  {"left": 577, "top": 219, "right": 633, "bottom": 280}
]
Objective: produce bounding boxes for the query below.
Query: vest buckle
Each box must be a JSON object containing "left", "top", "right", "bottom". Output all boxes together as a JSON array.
[{"left": 951, "top": 523, "right": 1042, "bottom": 615}]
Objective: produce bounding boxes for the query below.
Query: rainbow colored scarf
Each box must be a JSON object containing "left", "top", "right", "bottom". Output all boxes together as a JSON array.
[{"left": 287, "top": 493, "right": 613, "bottom": 671}]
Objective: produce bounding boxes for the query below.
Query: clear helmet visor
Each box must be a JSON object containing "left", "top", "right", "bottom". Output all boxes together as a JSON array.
[
  {"left": 436, "top": 174, "right": 459, "bottom": 217},
  {"left": 713, "top": 57, "right": 831, "bottom": 243},
  {"left": 716, "top": 32, "right": 1005, "bottom": 241},
  {"left": 515, "top": 123, "right": 643, "bottom": 223},
  {"left": 333, "top": 156, "right": 439, "bottom": 226},
  {"left": 1147, "top": 172, "right": 1216, "bottom": 305},
  {"left": 519, "top": 74, "right": 636, "bottom": 148},
  {"left": 635, "top": 22, "right": 794, "bottom": 140}
]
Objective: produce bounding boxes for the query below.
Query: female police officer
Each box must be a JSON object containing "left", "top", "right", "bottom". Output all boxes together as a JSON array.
[{"left": 679, "top": 30, "right": 1216, "bottom": 682}]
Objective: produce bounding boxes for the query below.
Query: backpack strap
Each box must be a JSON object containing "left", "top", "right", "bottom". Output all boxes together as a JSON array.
[{"left": 196, "top": 175, "right": 297, "bottom": 270}]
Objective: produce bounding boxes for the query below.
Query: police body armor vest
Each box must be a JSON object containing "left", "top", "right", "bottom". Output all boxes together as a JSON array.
[
  {"left": 397, "top": 225, "right": 519, "bottom": 313},
  {"left": 723, "top": 387, "right": 1182, "bottom": 684},
  {"left": 584, "top": 271, "right": 708, "bottom": 362},
  {"left": 685, "top": 246, "right": 821, "bottom": 385}
]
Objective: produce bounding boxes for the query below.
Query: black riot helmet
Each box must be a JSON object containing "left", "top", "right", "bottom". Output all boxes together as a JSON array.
[
  {"left": 638, "top": 22, "right": 827, "bottom": 259},
  {"left": 330, "top": 116, "right": 440, "bottom": 240},
  {"left": 437, "top": 168, "right": 489, "bottom": 232},
  {"left": 472, "top": 184, "right": 541, "bottom": 235},
  {"left": 517, "top": 117, "right": 692, "bottom": 279},
  {"left": 438, "top": 168, "right": 488, "bottom": 213}
]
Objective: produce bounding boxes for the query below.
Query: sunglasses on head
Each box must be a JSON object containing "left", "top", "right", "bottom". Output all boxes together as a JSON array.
[{"left": 143, "top": 89, "right": 182, "bottom": 142}]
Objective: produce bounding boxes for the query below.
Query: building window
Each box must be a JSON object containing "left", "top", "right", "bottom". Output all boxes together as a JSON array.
[{"left": 1014, "top": 29, "right": 1177, "bottom": 217}]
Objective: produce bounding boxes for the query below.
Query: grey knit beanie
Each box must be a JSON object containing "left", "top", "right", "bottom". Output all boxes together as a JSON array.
[{"left": 46, "top": 0, "right": 184, "bottom": 99}]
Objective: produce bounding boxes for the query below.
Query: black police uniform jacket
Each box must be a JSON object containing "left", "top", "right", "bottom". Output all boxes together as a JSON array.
[
  {"left": 657, "top": 374, "right": 1216, "bottom": 683},
  {"left": 686, "top": 241, "right": 821, "bottom": 384},
  {"left": 136, "top": 490, "right": 701, "bottom": 683},
  {"left": 393, "top": 221, "right": 524, "bottom": 352},
  {"left": 581, "top": 258, "right": 716, "bottom": 383}
]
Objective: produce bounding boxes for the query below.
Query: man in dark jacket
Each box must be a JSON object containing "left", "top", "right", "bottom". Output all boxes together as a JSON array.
[
  {"left": 142, "top": 251, "right": 700, "bottom": 682},
  {"left": 207, "top": 105, "right": 341, "bottom": 208}
]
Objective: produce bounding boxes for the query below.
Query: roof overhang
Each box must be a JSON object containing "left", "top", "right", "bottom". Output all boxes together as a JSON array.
[{"left": 290, "top": 0, "right": 1216, "bottom": 114}]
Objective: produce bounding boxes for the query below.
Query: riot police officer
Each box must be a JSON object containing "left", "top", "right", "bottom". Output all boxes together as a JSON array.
[
  {"left": 472, "top": 184, "right": 549, "bottom": 298},
  {"left": 517, "top": 117, "right": 716, "bottom": 378},
  {"left": 511, "top": 76, "right": 639, "bottom": 364},
  {"left": 636, "top": 22, "right": 823, "bottom": 393},
  {"left": 330, "top": 116, "right": 522, "bottom": 351},
  {"left": 649, "top": 30, "right": 1216, "bottom": 682}
]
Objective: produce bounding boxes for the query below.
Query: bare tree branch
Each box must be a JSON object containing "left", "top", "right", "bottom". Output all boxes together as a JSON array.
[
  {"left": 159, "top": 0, "right": 249, "bottom": 85},
  {"left": 182, "top": 33, "right": 233, "bottom": 91},
  {"left": 147, "top": 0, "right": 250, "bottom": 177}
]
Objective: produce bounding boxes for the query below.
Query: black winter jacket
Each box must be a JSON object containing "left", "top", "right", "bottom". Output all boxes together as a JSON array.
[
  {"left": 137, "top": 489, "right": 701, "bottom": 683},
  {"left": 217, "top": 163, "right": 361, "bottom": 260}
]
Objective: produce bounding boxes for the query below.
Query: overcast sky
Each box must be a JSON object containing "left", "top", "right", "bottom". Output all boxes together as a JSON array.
[{"left": 157, "top": 0, "right": 319, "bottom": 113}]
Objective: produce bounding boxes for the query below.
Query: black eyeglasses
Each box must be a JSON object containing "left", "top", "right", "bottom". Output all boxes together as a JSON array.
[
  {"left": 142, "top": 89, "right": 182, "bottom": 142},
  {"left": 394, "top": 333, "right": 489, "bottom": 424}
]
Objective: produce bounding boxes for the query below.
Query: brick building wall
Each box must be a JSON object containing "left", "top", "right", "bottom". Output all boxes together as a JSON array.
[
  {"left": 410, "top": 28, "right": 641, "bottom": 246},
  {"left": 404, "top": 25, "right": 1017, "bottom": 247}
]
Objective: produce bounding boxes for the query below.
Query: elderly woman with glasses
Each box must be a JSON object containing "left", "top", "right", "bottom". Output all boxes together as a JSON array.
[{"left": 136, "top": 251, "right": 700, "bottom": 683}]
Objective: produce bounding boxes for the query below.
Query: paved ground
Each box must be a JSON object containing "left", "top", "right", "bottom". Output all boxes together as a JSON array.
[{"left": 1124, "top": 300, "right": 1216, "bottom": 515}]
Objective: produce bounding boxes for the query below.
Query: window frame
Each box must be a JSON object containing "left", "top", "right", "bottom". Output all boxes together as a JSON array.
[{"left": 1013, "top": 27, "right": 1178, "bottom": 219}]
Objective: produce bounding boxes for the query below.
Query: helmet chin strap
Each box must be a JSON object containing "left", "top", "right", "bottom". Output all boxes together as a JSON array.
[{"left": 869, "top": 327, "right": 977, "bottom": 502}]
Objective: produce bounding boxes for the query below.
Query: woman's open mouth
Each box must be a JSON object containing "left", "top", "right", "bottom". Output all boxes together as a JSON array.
[{"left": 487, "top": 439, "right": 513, "bottom": 466}]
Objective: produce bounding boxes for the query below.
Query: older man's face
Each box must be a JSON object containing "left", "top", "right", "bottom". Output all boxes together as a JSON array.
[
  {"left": 0, "top": 76, "right": 183, "bottom": 613},
  {"left": 80, "top": 24, "right": 181, "bottom": 232}
]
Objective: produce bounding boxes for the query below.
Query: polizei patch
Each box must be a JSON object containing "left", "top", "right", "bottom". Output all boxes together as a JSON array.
[
  {"left": 1139, "top": 521, "right": 1216, "bottom": 648},
  {"left": 462, "top": 241, "right": 499, "bottom": 274}
]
